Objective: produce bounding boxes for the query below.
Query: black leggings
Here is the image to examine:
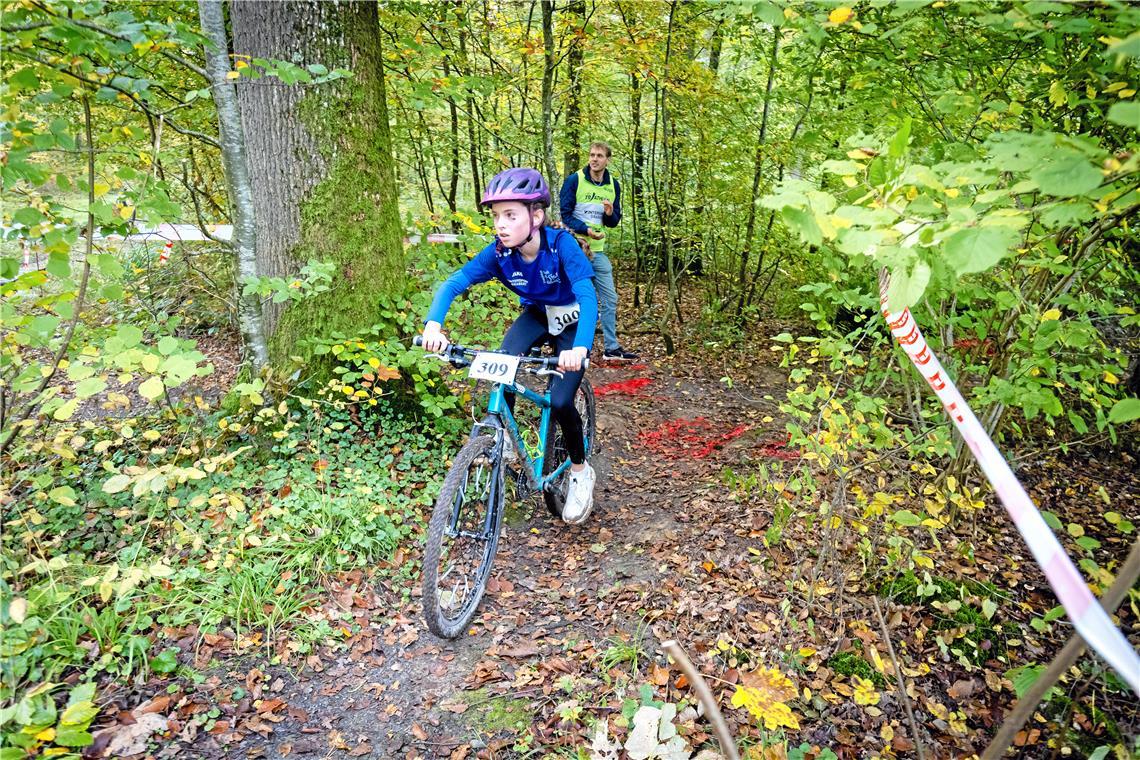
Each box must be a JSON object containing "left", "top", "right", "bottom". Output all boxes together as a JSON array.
[{"left": 501, "top": 307, "right": 588, "bottom": 464}]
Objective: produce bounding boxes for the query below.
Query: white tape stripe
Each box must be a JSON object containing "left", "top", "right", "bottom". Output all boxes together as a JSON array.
[{"left": 878, "top": 271, "right": 1140, "bottom": 695}]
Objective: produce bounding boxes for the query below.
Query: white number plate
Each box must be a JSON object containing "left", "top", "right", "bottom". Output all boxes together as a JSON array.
[
  {"left": 468, "top": 352, "right": 520, "bottom": 384},
  {"left": 545, "top": 302, "right": 580, "bottom": 336}
]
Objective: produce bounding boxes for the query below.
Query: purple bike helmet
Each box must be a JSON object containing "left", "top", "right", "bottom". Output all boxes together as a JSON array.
[{"left": 481, "top": 167, "right": 551, "bottom": 208}]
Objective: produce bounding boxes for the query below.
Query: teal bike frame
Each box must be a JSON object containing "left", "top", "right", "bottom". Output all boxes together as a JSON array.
[{"left": 480, "top": 374, "right": 581, "bottom": 495}]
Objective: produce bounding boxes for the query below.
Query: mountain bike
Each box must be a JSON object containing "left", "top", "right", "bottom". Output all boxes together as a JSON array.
[{"left": 414, "top": 337, "right": 596, "bottom": 638}]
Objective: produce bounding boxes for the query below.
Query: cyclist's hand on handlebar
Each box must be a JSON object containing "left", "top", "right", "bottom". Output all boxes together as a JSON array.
[
  {"left": 421, "top": 321, "right": 450, "bottom": 353},
  {"left": 558, "top": 347, "right": 588, "bottom": 373}
]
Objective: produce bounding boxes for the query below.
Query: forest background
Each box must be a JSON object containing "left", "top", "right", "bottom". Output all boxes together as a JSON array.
[{"left": 2, "top": 1, "right": 1139, "bottom": 758}]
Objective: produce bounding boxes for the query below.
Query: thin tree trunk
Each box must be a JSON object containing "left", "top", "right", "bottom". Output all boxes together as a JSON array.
[
  {"left": 744, "top": 44, "right": 822, "bottom": 310},
  {"left": 442, "top": 57, "right": 459, "bottom": 221},
  {"left": 708, "top": 21, "right": 723, "bottom": 73},
  {"left": 692, "top": 21, "right": 724, "bottom": 277},
  {"left": 540, "top": 0, "right": 559, "bottom": 191},
  {"left": 658, "top": 0, "right": 679, "bottom": 355},
  {"left": 561, "top": 0, "right": 585, "bottom": 179},
  {"left": 630, "top": 70, "right": 643, "bottom": 308},
  {"left": 459, "top": 24, "right": 481, "bottom": 210},
  {"left": 735, "top": 28, "right": 779, "bottom": 317},
  {"left": 198, "top": 0, "right": 268, "bottom": 370}
]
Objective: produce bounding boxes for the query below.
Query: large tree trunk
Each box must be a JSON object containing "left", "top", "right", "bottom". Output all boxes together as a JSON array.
[
  {"left": 198, "top": 0, "right": 269, "bottom": 370},
  {"left": 230, "top": 0, "right": 404, "bottom": 366}
]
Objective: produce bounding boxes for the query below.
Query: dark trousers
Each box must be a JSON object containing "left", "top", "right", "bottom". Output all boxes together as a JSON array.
[{"left": 500, "top": 307, "right": 587, "bottom": 464}]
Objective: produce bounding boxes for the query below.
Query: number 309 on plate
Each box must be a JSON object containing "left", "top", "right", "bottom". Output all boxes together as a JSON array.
[{"left": 468, "top": 352, "right": 520, "bottom": 384}]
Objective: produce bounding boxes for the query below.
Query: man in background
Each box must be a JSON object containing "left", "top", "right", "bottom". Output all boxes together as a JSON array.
[{"left": 559, "top": 141, "right": 639, "bottom": 361}]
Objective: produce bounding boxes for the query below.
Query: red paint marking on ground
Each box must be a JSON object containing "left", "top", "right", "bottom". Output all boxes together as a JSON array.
[
  {"left": 594, "top": 377, "right": 653, "bottom": 397},
  {"left": 692, "top": 423, "right": 753, "bottom": 458},
  {"left": 639, "top": 417, "right": 755, "bottom": 460},
  {"left": 754, "top": 432, "right": 800, "bottom": 461}
]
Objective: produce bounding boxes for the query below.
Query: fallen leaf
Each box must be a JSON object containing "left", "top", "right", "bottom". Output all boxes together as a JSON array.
[
  {"left": 412, "top": 723, "right": 428, "bottom": 741},
  {"left": 497, "top": 642, "right": 540, "bottom": 658},
  {"left": 135, "top": 695, "right": 171, "bottom": 714},
  {"left": 94, "top": 713, "right": 168, "bottom": 756},
  {"left": 947, "top": 678, "right": 978, "bottom": 701},
  {"left": 892, "top": 733, "right": 916, "bottom": 752},
  {"left": 440, "top": 700, "right": 469, "bottom": 714}
]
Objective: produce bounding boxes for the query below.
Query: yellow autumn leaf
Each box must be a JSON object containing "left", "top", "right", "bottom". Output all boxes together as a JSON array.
[
  {"left": 829, "top": 6, "right": 853, "bottom": 24},
  {"left": 1041, "top": 308, "right": 1062, "bottom": 321},
  {"left": 235, "top": 59, "right": 248, "bottom": 69},
  {"left": 945, "top": 188, "right": 960, "bottom": 198},
  {"left": 731, "top": 686, "right": 800, "bottom": 730},
  {"left": 1104, "top": 371, "right": 1119, "bottom": 385},
  {"left": 226, "top": 70, "right": 240, "bottom": 80},
  {"left": 853, "top": 675, "right": 881, "bottom": 706},
  {"left": 93, "top": 181, "right": 110, "bottom": 197},
  {"left": 731, "top": 666, "right": 800, "bottom": 730},
  {"left": 368, "top": 357, "right": 381, "bottom": 369}
]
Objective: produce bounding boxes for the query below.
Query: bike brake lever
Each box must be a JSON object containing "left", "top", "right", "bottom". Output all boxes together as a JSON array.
[{"left": 535, "top": 368, "right": 564, "bottom": 379}]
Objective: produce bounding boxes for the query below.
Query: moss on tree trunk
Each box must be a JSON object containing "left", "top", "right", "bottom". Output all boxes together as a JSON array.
[{"left": 232, "top": 1, "right": 404, "bottom": 370}]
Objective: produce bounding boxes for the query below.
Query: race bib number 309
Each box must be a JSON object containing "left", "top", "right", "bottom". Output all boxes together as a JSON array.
[{"left": 468, "top": 352, "right": 520, "bottom": 384}]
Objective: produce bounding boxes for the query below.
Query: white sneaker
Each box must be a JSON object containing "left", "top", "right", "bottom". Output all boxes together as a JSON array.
[{"left": 562, "top": 464, "right": 596, "bottom": 524}]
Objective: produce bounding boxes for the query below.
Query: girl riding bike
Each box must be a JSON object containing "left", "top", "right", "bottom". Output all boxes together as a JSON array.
[{"left": 421, "top": 168, "right": 599, "bottom": 523}]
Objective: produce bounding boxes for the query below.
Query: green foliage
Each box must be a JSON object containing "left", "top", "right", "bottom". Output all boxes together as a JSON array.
[
  {"left": 302, "top": 245, "right": 515, "bottom": 420},
  {"left": 826, "top": 650, "right": 886, "bottom": 689},
  {"left": 0, "top": 680, "right": 99, "bottom": 756},
  {"left": 241, "top": 259, "right": 335, "bottom": 304}
]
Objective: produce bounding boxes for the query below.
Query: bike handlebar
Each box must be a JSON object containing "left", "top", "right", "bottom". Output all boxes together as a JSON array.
[{"left": 413, "top": 335, "right": 589, "bottom": 371}]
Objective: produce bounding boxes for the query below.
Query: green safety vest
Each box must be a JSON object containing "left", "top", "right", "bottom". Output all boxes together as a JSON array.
[{"left": 572, "top": 169, "right": 617, "bottom": 254}]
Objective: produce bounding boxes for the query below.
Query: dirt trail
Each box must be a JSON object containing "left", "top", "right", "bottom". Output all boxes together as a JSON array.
[
  {"left": 176, "top": 338, "right": 1140, "bottom": 760},
  {"left": 191, "top": 354, "right": 789, "bottom": 759}
]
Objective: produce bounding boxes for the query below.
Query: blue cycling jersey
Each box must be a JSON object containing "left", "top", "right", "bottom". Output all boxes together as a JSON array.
[{"left": 424, "top": 226, "right": 598, "bottom": 350}]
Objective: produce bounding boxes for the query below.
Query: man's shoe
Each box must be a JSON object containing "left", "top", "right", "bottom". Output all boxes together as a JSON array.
[
  {"left": 561, "top": 464, "right": 596, "bottom": 525},
  {"left": 603, "top": 346, "right": 639, "bottom": 361}
]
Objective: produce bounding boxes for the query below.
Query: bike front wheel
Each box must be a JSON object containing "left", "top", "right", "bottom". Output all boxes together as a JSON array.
[
  {"left": 543, "top": 376, "right": 597, "bottom": 517},
  {"left": 422, "top": 434, "right": 505, "bottom": 638}
]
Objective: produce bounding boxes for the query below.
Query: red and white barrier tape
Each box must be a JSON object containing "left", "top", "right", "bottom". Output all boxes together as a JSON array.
[{"left": 878, "top": 270, "right": 1140, "bottom": 696}]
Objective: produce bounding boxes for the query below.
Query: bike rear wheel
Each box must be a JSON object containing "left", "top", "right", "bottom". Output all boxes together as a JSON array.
[
  {"left": 422, "top": 434, "right": 505, "bottom": 638},
  {"left": 543, "top": 377, "right": 597, "bottom": 517}
]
